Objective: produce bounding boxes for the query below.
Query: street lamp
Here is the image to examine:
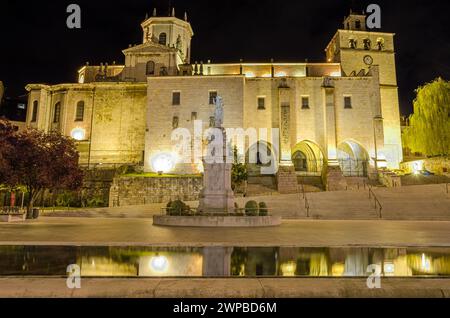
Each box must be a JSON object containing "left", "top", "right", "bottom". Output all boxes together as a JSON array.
[{"left": 373, "top": 115, "right": 384, "bottom": 173}]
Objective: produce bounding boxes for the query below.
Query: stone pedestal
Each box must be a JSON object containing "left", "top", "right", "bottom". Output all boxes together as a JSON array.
[
  {"left": 198, "top": 159, "right": 235, "bottom": 213},
  {"left": 276, "top": 164, "right": 298, "bottom": 194},
  {"left": 326, "top": 165, "right": 348, "bottom": 191}
]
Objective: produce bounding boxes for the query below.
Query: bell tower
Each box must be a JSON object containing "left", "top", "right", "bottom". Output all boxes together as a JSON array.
[
  {"left": 141, "top": 8, "right": 194, "bottom": 64},
  {"left": 325, "top": 11, "right": 403, "bottom": 169}
]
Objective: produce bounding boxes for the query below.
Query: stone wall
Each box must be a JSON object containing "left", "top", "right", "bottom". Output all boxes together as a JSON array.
[
  {"left": 401, "top": 157, "right": 450, "bottom": 175},
  {"left": 109, "top": 176, "right": 202, "bottom": 207}
]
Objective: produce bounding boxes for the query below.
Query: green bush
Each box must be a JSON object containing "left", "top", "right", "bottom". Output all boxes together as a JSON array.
[
  {"left": 167, "top": 199, "right": 191, "bottom": 216},
  {"left": 245, "top": 200, "right": 258, "bottom": 216},
  {"left": 86, "top": 196, "right": 104, "bottom": 208},
  {"left": 259, "top": 202, "right": 269, "bottom": 216}
]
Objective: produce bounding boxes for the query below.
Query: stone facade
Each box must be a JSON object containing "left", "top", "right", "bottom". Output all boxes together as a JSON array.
[
  {"left": 23, "top": 10, "right": 403, "bottom": 193},
  {"left": 109, "top": 176, "right": 202, "bottom": 207}
]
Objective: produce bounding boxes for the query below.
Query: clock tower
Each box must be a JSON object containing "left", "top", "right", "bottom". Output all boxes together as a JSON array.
[{"left": 325, "top": 11, "right": 403, "bottom": 169}]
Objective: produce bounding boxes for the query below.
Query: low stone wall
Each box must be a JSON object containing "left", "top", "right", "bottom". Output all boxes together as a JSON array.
[
  {"left": 109, "top": 176, "right": 202, "bottom": 207},
  {"left": 401, "top": 157, "right": 450, "bottom": 175},
  {"left": 153, "top": 215, "right": 282, "bottom": 227},
  {"left": 378, "top": 170, "right": 402, "bottom": 188}
]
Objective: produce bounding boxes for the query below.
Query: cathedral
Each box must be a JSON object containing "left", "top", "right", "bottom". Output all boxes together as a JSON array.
[{"left": 25, "top": 9, "right": 402, "bottom": 191}]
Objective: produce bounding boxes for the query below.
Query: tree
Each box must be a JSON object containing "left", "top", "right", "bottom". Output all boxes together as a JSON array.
[
  {"left": 403, "top": 78, "right": 450, "bottom": 157},
  {"left": 0, "top": 120, "right": 83, "bottom": 218},
  {"left": 231, "top": 146, "right": 248, "bottom": 191}
]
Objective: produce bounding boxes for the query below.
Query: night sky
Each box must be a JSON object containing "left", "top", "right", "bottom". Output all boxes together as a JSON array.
[{"left": 1, "top": 0, "right": 449, "bottom": 115}]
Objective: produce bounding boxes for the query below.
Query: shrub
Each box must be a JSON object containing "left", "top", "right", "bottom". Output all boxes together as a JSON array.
[
  {"left": 86, "top": 196, "right": 104, "bottom": 208},
  {"left": 258, "top": 202, "right": 269, "bottom": 216},
  {"left": 167, "top": 199, "right": 191, "bottom": 216},
  {"left": 245, "top": 200, "right": 258, "bottom": 216}
]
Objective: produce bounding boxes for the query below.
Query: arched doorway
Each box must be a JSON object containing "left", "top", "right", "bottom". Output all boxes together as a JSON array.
[
  {"left": 337, "top": 140, "right": 369, "bottom": 177},
  {"left": 246, "top": 141, "right": 277, "bottom": 176},
  {"left": 291, "top": 141, "right": 324, "bottom": 176}
]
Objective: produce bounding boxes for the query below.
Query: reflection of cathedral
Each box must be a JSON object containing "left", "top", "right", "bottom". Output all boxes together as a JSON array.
[{"left": 25, "top": 9, "right": 402, "bottom": 190}]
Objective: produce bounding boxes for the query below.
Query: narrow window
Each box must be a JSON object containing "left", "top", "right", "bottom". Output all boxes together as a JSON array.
[
  {"left": 191, "top": 112, "right": 197, "bottom": 121},
  {"left": 75, "top": 101, "right": 84, "bottom": 121},
  {"left": 257, "top": 97, "right": 265, "bottom": 110},
  {"left": 53, "top": 102, "right": 61, "bottom": 123},
  {"left": 349, "top": 39, "right": 357, "bottom": 49},
  {"left": 355, "top": 20, "right": 361, "bottom": 29},
  {"left": 209, "top": 91, "right": 217, "bottom": 105},
  {"left": 301, "top": 97, "right": 310, "bottom": 109},
  {"left": 363, "top": 38, "right": 371, "bottom": 50},
  {"left": 31, "top": 100, "right": 38, "bottom": 122},
  {"left": 344, "top": 96, "right": 352, "bottom": 109},
  {"left": 172, "top": 92, "right": 181, "bottom": 106},
  {"left": 376, "top": 38, "right": 385, "bottom": 51},
  {"left": 146, "top": 61, "right": 155, "bottom": 75},
  {"left": 158, "top": 33, "right": 167, "bottom": 45},
  {"left": 172, "top": 116, "right": 179, "bottom": 129}
]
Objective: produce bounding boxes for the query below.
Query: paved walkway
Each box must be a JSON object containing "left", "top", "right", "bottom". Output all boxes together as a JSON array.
[
  {"left": 1, "top": 277, "right": 449, "bottom": 298},
  {"left": 1, "top": 218, "right": 450, "bottom": 247}
]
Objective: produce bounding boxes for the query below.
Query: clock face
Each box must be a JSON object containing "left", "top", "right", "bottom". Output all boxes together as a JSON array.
[{"left": 363, "top": 55, "right": 373, "bottom": 65}]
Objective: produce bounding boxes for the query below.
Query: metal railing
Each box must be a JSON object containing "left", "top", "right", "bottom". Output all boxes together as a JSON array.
[
  {"left": 0, "top": 206, "right": 25, "bottom": 215},
  {"left": 368, "top": 186, "right": 383, "bottom": 219},
  {"left": 298, "top": 182, "right": 310, "bottom": 218}
]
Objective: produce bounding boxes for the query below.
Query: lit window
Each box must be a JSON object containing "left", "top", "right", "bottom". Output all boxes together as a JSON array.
[
  {"left": 301, "top": 97, "right": 310, "bottom": 109},
  {"left": 344, "top": 96, "right": 352, "bottom": 109},
  {"left": 53, "top": 102, "right": 61, "bottom": 123},
  {"left": 376, "top": 38, "right": 385, "bottom": 50},
  {"left": 209, "top": 91, "right": 217, "bottom": 105},
  {"left": 75, "top": 101, "right": 84, "bottom": 122},
  {"left": 158, "top": 33, "right": 167, "bottom": 45},
  {"left": 172, "top": 92, "right": 181, "bottom": 106},
  {"left": 257, "top": 97, "right": 265, "bottom": 110},
  {"left": 31, "top": 101, "right": 38, "bottom": 122}
]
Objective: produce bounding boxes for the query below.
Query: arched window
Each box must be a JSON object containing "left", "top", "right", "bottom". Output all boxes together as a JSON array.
[
  {"left": 31, "top": 100, "right": 38, "bottom": 122},
  {"left": 146, "top": 61, "right": 155, "bottom": 75},
  {"left": 75, "top": 101, "right": 84, "bottom": 121},
  {"left": 363, "top": 38, "right": 371, "bottom": 50},
  {"left": 53, "top": 102, "right": 61, "bottom": 123},
  {"left": 376, "top": 38, "right": 385, "bottom": 50},
  {"left": 349, "top": 38, "right": 357, "bottom": 49},
  {"left": 158, "top": 32, "right": 167, "bottom": 45}
]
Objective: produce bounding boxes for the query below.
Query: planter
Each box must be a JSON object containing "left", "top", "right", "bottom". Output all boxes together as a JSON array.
[
  {"left": 153, "top": 215, "right": 282, "bottom": 228},
  {"left": 0, "top": 213, "right": 26, "bottom": 223}
]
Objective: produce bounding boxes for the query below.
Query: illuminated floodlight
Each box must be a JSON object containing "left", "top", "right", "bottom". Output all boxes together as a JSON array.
[
  {"left": 71, "top": 128, "right": 85, "bottom": 141},
  {"left": 151, "top": 153, "right": 176, "bottom": 173}
]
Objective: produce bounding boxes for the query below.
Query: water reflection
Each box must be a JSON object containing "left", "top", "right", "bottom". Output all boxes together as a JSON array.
[{"left": 0, "top": 246, "right": 449, "bottom": 277}]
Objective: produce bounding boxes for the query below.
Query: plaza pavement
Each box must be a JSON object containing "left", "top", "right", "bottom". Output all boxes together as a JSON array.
[
  {"left": 1, "top": 217, "right": 450, "bottom": 247},
  {"left": 1, "top": 277, "right": 449, "bottom": 298}
]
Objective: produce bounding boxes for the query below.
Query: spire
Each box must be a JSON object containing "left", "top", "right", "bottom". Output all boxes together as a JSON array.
[
  {"left": 152, "top": 8, "right": 157, "bottom": 17},
  {"left": 171, "top": 7, "right": 175, "bottom": 17},
  {"left": 145, "top": 12, "right": 148, "bottom": 20},
  {"left": 184, "top": 11, "right": 188, "bottom": 21}
]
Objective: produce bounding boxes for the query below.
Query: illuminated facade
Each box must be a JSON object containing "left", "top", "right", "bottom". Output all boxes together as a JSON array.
[{"left": 25, "top": 10, "right": 402, "bottom": 188}]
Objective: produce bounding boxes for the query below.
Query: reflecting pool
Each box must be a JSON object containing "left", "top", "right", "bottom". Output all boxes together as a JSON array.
[{"left": 0, "top": 246, "right": 449, "bottom": 277}]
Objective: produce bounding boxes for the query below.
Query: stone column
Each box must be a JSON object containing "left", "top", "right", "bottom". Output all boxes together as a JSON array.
[
  {"left": 323, "top": 78, "right": 347, "bottom": 191},
  {"left": 276, "top": 84, "right": 298, "bottom": 194}
]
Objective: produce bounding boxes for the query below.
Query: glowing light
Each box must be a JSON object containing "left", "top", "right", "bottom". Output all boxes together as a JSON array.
[
  {"left": 384, "top": 262, "right": 395, "bottom": 274},
  {"left": 151, "top": 153, "right": 176, "bottom": 173},
  {"left": 245, "top": 72, "right": 255, "bottom": 78},
  {"left": 71, "top": 128, "right": 85, "bottom": 141},
  {"left": 280, "top": 261, "right": 296, "bottom": 276},
  {"left": 150, "top": 255, "right": 169, "bottom": 273},
  {"left": 261, "top": 73, "right": 272, "bottom": 78},
  {"left": 78, "top": 74, "right": 85, "bottom": 84},
  {"left": 421, "top": 253, "right": 431, "bottom": 271},
  {"left": 275, "top": 71, "right": 287, "bottom": 77},
  {"left": 330, "top": 71, "right": 341, "bottom": 77},
  {"left": 413, "top": 160, "right": 424, "bottom": 175}
]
